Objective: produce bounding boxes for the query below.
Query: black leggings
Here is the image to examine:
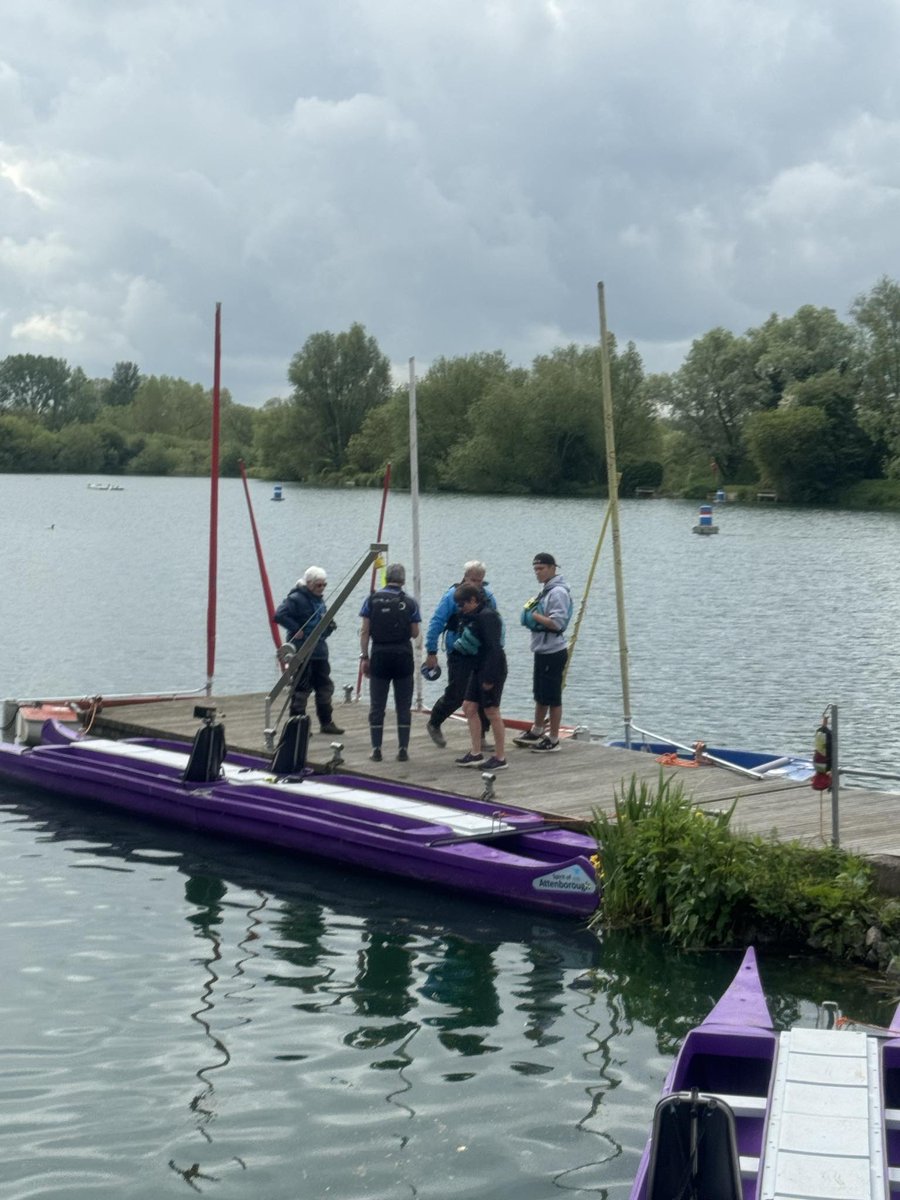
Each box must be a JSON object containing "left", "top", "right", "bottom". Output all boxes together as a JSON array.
[{"left": 369, "top": 645, "right": 414, "bottom": 750}]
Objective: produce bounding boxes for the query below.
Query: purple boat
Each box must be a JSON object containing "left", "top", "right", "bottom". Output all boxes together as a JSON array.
[
  {"left": 632, "top": 947, "right": 900, "bottom": 1200},
  {"left": 0, "top": 716, "right": 599, "bottom": 918}
]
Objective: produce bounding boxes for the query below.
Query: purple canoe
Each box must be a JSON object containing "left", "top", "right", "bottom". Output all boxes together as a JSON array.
[
  {"left": 632, "top": 948, "right": 900, "bottom": 1200},
  {"left": 0, "top": 719, "right": 599, "bottom": 917}
]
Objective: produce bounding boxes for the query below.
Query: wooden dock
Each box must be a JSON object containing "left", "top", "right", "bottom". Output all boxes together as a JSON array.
[{"left": 90, "top": 692, "right": 900, "bottom": 888}]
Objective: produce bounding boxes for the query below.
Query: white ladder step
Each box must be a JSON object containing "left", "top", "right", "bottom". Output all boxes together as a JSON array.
[
  {"left": 760, "top": 1028, "right": 885, "bottom": 1200},
  {"left": 703, "top": 1092, "right": 767, "bottom": 1117}
]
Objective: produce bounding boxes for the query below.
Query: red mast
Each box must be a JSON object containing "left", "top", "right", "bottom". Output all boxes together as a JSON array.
[
  {"left": 206, "top": 302, "right": 222, "bottom": 695},
  {"left": 239, "top": 458, "right": 281, "bottom": 653}
]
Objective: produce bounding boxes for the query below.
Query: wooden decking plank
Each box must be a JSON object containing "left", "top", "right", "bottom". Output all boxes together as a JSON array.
[{"left": 87, "top": 692, "right": 900, "bottom": 872}]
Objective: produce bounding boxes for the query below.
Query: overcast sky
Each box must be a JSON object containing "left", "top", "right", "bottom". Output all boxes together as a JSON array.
[{"left": 2, "top": 0, "right": 899, "bottom": 406}]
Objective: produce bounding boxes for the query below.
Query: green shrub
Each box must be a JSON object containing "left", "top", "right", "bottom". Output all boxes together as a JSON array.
[{"left": 589, "top": 773, "right": 898, "bottom": 967}]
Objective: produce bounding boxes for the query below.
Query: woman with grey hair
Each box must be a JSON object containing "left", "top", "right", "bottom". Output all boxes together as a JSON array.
[
  {"left": 358, "top": 564, "right": 421, "bottom": 762},
  {"left": 274, "top": 565, "right": 343, "bottom": 734}
]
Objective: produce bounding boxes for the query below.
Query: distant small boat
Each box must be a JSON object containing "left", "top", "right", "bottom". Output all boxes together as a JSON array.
[
  {"left": 629, "top": 946, "right": 900, "bottom": 1200},
  {"left": 87, "top": 482, "right": 110, "bottom": 491}
]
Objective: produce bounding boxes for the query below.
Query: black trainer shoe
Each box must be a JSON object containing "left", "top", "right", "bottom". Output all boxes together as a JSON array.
[
  {"left": 512, "top": 729, "right": 542, "bottom": 748},
  {"left": 320, "top": 722, "right": 344, "bottom": 735},
  {"left": 370, "top": 747, "right": 382, "bottom": 762},
  {"left": 426, "top": 721, "right": 446, "bottom": 748},
  {"left": 397, "top": 747, "right": 409, "bottom": 762},
  {"left": 455, "top": 751, "right": 485, "bottom": 767},
  {"left": 482, "top": 755, "right": 508, "bottom": 771},
  {"left": 529, "top": 736, "right": 560, "bottom": 753}
]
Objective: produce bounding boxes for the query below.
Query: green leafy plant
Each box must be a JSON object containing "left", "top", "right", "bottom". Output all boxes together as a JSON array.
[{"left": 589, "top": 772, "right": 900, "bottom": 968}]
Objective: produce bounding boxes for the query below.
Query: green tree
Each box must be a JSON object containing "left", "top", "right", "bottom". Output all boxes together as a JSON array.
[
  {"left": 104, "top": 361, "right": 142, "bottom": 407},
  {"left": 287, "top": 324, "right": 391, "bottom": 477},
  {"left": 747, "top": 306, "right": 856, "bottom": 404},
  {"left": 55, "top": 423, "right": 107, "bottom": 473},
  {"left": 0, "top": 354, "right": 71, "bottom": 425},
  {"left": 65, "top": 367, "right": 103, "bottom": 425},
  {"left": 0, "top": 413, "right": 58, "bottom": 470},
  {"left": 668, "top": 329, "right": 762, "bottom": 479},
  {"left": 744, "top": 406, "right": 831, "bottom": 502},
  {"left": 851, "top": 276, "right": 900, "bottom": 476},
  {"left": 252, "top": 399, "right": 304, "bottom": 481}
]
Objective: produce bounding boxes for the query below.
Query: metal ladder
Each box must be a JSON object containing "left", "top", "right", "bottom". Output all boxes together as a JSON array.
[{"left": 760, "top": 1027, "right": 887, "bottom": 1199}]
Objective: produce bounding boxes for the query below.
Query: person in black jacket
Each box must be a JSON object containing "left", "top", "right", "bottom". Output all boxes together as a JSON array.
[
  {"left": 274, "top": 566, "right": 343, "bottom": 734},
  {"left": 358, "top": 563, "right": 422, "bottom": 763},
  {"left": 452, "top": 583, "right": 508, "bottom": 771}
]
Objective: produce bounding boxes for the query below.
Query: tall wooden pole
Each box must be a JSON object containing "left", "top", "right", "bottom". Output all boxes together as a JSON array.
[{"left": 597, "top": 282, "right": 632, "bottom": 744}]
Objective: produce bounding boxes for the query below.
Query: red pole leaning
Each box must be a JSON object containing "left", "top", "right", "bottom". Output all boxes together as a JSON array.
[
  {"left": 355, "top": 461, "right": 391, "bottom": 699},
  {"left": 239, "top": 459, "right": 282, "bottom": 653},
  {"left": 206, "top": 302, "right": 222, "bottom": 695}
]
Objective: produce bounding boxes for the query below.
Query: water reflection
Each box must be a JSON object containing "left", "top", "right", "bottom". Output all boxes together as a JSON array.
[{"left": 2, "top": 782, "right": 894, "bottom": 1200}]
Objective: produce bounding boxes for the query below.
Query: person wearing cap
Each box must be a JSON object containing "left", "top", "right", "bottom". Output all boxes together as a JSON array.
[
  {"left": 513, "top": 553, "right": 573, "bottom": 753},
  {"left": 423, "top": 560, "right": 498, "bottom": 749},
  {"left": 274, "top": 566, "right": 344, "bottom": 735},
  {"left": 359, "top": 563, "right": 422, "bottom": 763}
]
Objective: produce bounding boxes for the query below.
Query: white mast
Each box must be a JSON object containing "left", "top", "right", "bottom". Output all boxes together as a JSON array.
[{"left": 408, "top": 356, "right": 423, "bottom": 709}]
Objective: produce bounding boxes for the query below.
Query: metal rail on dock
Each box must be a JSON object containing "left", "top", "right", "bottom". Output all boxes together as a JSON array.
[{"left": 623, "top": 721, "right": 772, "bottom": 780}]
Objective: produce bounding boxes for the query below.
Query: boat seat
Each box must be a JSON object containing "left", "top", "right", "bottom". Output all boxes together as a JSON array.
[
  {"left": 646, "top": 1089, "right": 743, "bottom": 1200},
  {"left": 701, "top": 1092, "right": 767, "bottom": 1117},
  {"left": 740, "top": 1156, "right": 760, "bottom": 1178},
  {"left": 886, "top": 1108, "right": 900, "bottom": 1129}
]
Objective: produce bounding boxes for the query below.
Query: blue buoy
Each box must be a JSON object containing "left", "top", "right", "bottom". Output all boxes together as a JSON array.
[
  {"left": 272, "top": 484, "right": 283, "bottom": 502},
  {"left": 692, "top": 503, "right": 719, "bottom": 535}
]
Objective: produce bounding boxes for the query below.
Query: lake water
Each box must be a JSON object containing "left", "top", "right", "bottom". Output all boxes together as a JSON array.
[
  {"left": 2, "top": 474, "right": 900, "bottom": 1199},
  {"left": 2, "top": 474, "right": 898, "bottom": 776}
]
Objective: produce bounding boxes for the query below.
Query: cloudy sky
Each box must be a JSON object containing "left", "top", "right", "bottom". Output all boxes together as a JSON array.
[{"left": 2, "top": 0, "right": 899, "bottom": 406}]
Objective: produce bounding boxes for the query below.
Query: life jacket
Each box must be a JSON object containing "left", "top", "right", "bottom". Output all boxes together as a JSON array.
[
  {"left": 520, "top": 581, "right": 573, "bottom": 632},
  {"left": 369, "top": 588, "right": 412, "bottom": 644},
  {"left": 811, "top": 723, "right": 832, "bottom": 791}
]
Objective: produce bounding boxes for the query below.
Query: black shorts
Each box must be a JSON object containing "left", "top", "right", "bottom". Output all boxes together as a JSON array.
[
  {"left": 533, "top": 648, "right": 567, "bottom": 707},
  {"left": 465, "top": 662, "right": 507, "bottom": 709}
]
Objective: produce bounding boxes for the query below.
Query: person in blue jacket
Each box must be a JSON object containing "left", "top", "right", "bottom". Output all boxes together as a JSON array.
[
  {"left": 274, "top": 565, "right": 343, "bottom": 734},
  {"left": 423, "top": 560, "right": 497, "bottom": 748}
]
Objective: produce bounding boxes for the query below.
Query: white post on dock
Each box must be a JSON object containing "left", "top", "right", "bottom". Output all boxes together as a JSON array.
[
  {"left": 597, "top": 282, "right": 632, "bottom": 746},
  {"left": 831, "top": 702, "right": 840, "bottom": 847},
  {"left": 409, "top": 357, "right": 424, "bottom": 710}
]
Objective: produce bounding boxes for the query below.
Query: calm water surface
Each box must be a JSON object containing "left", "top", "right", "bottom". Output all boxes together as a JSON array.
[
  {"left": 0, "top": 787, "right": 894, "bottom": 1200},
  {"left": 2, "top": 474, "right": 899, "bottom": 773},
  {"left": 2, "top": 475, "right": 899, "bottom": 1198}
]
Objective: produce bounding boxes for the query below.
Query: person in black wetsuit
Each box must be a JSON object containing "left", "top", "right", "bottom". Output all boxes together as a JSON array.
[
  {"left": 452, "top": 582, "right": 508, "bottom": 771},
  {"left": 358, "top": 563, "right": 421, "bottom": 763}
]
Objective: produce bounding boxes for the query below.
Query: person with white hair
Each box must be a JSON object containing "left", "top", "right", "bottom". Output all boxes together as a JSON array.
[{"left": 274, "top": 565, "right": 343, "bottom": 734}]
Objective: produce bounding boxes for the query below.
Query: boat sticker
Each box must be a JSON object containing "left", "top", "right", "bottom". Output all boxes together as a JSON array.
[{"left": 532, "top": 864, "right": 596, "bottom": 894}]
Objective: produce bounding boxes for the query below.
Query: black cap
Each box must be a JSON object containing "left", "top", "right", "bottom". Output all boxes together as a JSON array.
[{"left": 532, "top": 552, "right": 556, "bottom": 567}]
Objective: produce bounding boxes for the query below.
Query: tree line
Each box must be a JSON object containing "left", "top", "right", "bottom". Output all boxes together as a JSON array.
[{"left": 3, "top": 276, "right": 900, "bottom": 504}]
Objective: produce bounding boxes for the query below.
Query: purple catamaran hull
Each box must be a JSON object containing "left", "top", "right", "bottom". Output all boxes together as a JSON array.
[
  {"left": 631, "top": 947, "right": 900, "bottom": 1200},
  {"left": 0, "top": 721, "right": 599, "bottom": 917}
]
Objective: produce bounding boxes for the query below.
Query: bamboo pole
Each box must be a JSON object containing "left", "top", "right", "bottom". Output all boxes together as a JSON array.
[
  {"left": 597, "top": 282, "right": 632, "bottom": 744},
  {"left": 562, "top": 487, "right": 616, "bottom": 688}
]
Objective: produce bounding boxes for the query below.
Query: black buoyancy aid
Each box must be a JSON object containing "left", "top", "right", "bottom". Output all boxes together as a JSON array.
[{"left": 369, "top": 589, "right": 411, "bottom": 643}]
